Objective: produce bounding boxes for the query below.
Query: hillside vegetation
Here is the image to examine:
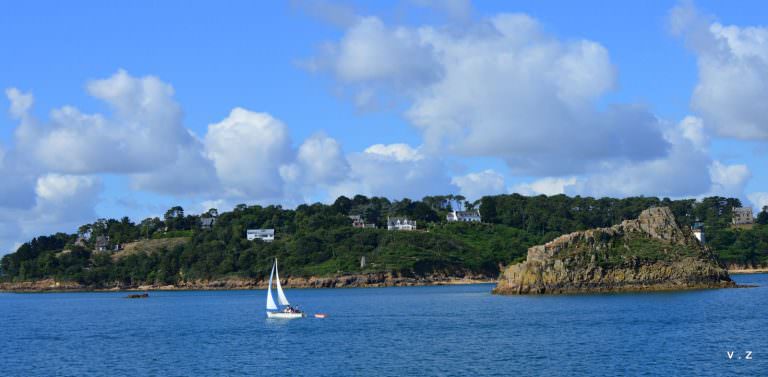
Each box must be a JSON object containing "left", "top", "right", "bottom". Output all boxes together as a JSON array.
[{"left": 1, "top": 194, "right": 767, "bottom": 288}]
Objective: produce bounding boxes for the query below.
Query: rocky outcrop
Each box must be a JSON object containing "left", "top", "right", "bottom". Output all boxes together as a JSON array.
[{"left": 494, "top": 207, "right": 736, "bottom": 295}]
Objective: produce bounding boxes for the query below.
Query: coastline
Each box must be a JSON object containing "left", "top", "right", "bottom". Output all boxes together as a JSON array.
[
  {"left": 3, "top": 268, "right": 765, "bottom": 293},
  {"left": 729, "top": 268, "right": 768, "bottom": 274},
  {"left": 0, "top": 274, "right": 496, "bottom": 293}
]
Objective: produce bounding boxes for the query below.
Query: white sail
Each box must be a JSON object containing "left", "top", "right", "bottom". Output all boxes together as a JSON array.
[
  {"left": 266, "top": 261, "right": 277, "bottom": 310},
  {"left": 274, "top": 259, "right": 290, "bottom": 306}
]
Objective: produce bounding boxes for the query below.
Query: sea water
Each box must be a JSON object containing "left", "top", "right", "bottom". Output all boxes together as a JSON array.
[{"left": 1, "top": 274, "right": 766, "bottom": 376}]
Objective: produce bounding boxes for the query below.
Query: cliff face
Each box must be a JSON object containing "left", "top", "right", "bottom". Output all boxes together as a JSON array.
[{"left": 494, "top": 207, "right": 735, "bottom": 295}]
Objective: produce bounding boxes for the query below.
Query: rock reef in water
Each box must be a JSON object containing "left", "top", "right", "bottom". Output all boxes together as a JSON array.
[{"left": 493, "top": 207, "right": 736, "bottom": 295}]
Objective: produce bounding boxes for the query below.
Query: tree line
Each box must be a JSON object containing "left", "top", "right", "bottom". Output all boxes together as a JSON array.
[{"left": 2, "top": 194, "right": 767, "bottom": 286}]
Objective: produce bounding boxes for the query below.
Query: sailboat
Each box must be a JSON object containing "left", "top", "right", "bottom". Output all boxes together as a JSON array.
[{"left": 266, "top": 258, "right": 305, "bottom": 319}]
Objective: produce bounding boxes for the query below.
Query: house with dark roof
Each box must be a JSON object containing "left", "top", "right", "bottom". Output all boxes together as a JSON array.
[{"left": 94, "top": 236, "right": 110, "bottom": 252}]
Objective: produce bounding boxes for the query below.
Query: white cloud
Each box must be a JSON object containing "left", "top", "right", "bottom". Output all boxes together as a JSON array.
[
  {"left": 452, "top": 169, "right": 505, "bottom": 200},
  {"left": 35, "top": 174, "right": 96, "bottom": 202},
  {"left": 330, "top": 143, "right": 455, "bottom": 200},
  {"left": 204, "top": 107, "right": 293, "bottom": 199},
  {"left": 678, "top": 115, "right": 708, "bottom": 151},
  {"left": 310, "top": 13, "right": 670, "bottom": 175},
  {"left": 130, "top": 135, "right": 218, "bottom": 196},
  {"left": 708, "top": 161, "right": 751, "bottom": 197},
  {"left": 748, "top": 192, "right": 768, "bottom": 211},
  {"left": 0, "top": 153, "right": 37, "bottom": 210},
  {"left": 672, "top": 3, "right": 768, "bottom": 140},
  {"left": 5, "top": 88, "right": 33, "bottom": 119},
  {"left": 7, "top": 70, "right": 218, "bottom": 200},
  {"left": 559, "top": 116, "right": 722, "bottom": 198},
  {"left": 364, "top": 143, "right": 423, "bottom": 161},
  {"left": 333, "top": 17, "right": 441, "bottom": 87},
  {"left": 512, "top": 177, "right": 578, "bottom": 196},
  {"left": 0, "top": 174, "right": 101, "bottom": 255},
  {"left": 291, "top": 134, "right": 350, "bottom": 185}
]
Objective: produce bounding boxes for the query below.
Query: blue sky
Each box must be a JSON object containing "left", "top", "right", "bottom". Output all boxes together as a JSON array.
[{"left": 2, "top": 0, "right": 768, "bottom": 254}]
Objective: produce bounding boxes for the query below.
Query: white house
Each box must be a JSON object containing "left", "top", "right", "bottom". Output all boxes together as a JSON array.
[
  {"left": 387, "top": 217, "right": 416, "bottom": 231},
  {"left": 692, "top": 222, "right": 705, "bottom": 244},
  {"left": 247, "top": 229, "right": 275, "bottom": 242},
  {"left": 692, "top": 228, "right": 705, "bottom": 244},
  {"left": 446, "top": 210, "right": 481, "bottom": 223},
  {"left": 201, "top": 217, "right": 216, "bottom": 230}
]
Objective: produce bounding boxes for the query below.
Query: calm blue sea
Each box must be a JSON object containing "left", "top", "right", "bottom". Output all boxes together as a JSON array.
[{"left": 1, "top": 274, "right": 766, "bottom": 377}]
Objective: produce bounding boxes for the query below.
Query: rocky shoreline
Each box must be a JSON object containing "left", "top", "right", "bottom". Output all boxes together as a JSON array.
[{"left": 0, "top": 273, "right": 496, "bottom": 293}]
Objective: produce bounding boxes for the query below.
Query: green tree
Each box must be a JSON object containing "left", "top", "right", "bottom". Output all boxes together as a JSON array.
[{"left": 757, "top": 206, "right": 768, "bottom": 225}]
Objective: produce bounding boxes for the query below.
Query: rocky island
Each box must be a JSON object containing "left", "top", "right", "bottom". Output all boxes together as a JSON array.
[{"left": 493, "top": 207, "right": 736, "bottom": 295}]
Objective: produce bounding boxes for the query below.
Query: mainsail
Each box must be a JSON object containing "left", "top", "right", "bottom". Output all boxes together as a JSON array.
[
  {"left": 274, "top": 259, "right": 290, "bottom": 306},
  {"left": 266, "top": 260, "right": 277, "bottom": 310}
]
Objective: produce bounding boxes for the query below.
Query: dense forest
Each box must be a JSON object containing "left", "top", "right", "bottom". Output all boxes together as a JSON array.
[{"left": 2, "top": 194, "right": 768, "bottom": 287}]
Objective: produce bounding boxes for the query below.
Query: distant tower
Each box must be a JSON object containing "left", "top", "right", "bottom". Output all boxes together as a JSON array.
[{"left": 360, "top": 255, "right": 366, "bottom": 269}]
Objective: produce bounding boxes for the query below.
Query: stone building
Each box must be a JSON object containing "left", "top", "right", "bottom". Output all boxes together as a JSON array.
[{"left": 732, "top": 207, "right": 754, "bottom": 225}]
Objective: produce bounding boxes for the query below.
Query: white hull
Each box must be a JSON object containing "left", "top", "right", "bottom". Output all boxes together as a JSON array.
[{"left": 267, "top": 311, "right": 306, "bottom": 319}]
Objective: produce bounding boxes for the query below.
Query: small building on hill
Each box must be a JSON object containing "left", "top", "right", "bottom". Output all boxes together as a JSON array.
[
  {"left": 446, "top": 210, "right": 481, "bottom": 223},
  {"left": 201, "top": 217, "right": 216, "bottom": 230},
  {"left": 349, "top": 215, "right": 376, "bottom": 229},
  {"left": 94, "top": 235, "right": 110, "bottom": 252},
  {"left": 732, "top": 207, "right": 754, "bottom": 225},
  {"left": 247, "top": 229, "right": 275, "bottom": 242},
  {"left": 692, "top": 222, "right": 705, "bottom": 244},
  {"left": 387, "top": 217, "right": 416, "bottom": 231}
]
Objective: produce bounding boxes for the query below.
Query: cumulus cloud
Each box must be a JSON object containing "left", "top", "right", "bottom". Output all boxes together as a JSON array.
[
  {"left": 21, "top": 71, "right": 183, "bottom": 173},
  {"left": 5, "top": 88, "right": 33, "bottom": 119},
  {"left": 0, "top": 174, "right": 101, "bottom": 254},
  {"left": 538, "top": 115, "right": 750, "bottom": 199},
  {"left": 282, "top": 134, "right": 350, "bottom": 185},
  {"left": 512, "top": 177, "right": 578, "bottom": 196},
  {"left": 333, "top": 17, "right": 441, "bottom": 87},
  {"left": 452, "top": 169, "right": 505, "bottom": 200},
  {"left": 708, "top": 161, "right": 751, "bottom": 198},
  {"left": 364, "top": 143, "right": 423, "bottom": 161},
  {"left": 5, "top": 70, "right": 218, "bottom": 196},
  {"left": 748, "top": 192, "right": 768, "bottom": 211},
  {"left": 330, "top": 143, "right": 456, "bottom": 200},
  {"left": 672, "top": 2, "right": 768, "bottom": 140},
  {"left": 0, "top": 151, "right": 37, "bottom": 210},
  {"left": 308, "top": 12, "right": 670, "bottom": 175},
  {"left": 130, "top": 135, "right": 218, "bottom": 196},
  {"left": 204, "top": 107, "right": 293, "bottom": 199}
]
